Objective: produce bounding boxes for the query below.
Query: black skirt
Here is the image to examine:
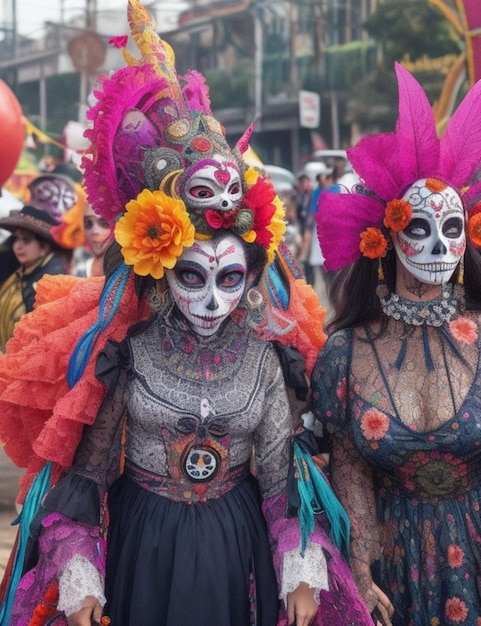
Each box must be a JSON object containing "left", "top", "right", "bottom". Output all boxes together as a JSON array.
[{"left": 104, "top": 473, "right": 280, "bottom": 626}]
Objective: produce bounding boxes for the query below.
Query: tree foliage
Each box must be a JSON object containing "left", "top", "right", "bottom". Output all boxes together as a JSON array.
[
  {"left": 363, "top": 0, "right": 461, "bottom": 66},
  {"left": 345, "top": 0, "right": 463, "bottom": 133}
]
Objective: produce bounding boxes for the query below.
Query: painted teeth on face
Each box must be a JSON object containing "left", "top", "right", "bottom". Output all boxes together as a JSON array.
[
  {"left": 392, "top": 179, "right": 466, "bottom": 285},
  {"left": 404, "top": 259, "right": 459, "bottom": 272}
]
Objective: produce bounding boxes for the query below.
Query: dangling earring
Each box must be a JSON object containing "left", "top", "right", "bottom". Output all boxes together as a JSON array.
[
  {"left": 377, "top": 257, "right": 385, "bottom": 282},
  {"left": 453, "top": 254, "right": 465, "bottom": 309},
  {"left": 375, "top": 257, "right": 389, "bottom": 299},
  {"left": 246, "top": 287, "right": 265, "bottom": 325},
  {"left": 457, "top": 254, "right": 464, "bottom": 285},
  {"left": 149, "top": 283, "right": 172, "bottom": 313}
]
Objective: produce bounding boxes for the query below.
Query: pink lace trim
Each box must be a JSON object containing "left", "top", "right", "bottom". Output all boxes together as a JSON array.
[{"left": 10, "top": 512, "right": 105, "bottom": 625}]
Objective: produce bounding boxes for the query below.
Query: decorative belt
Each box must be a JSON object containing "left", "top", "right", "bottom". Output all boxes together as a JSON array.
[{"left": 124, "top": 456, "right": 250, "bottom": 503}]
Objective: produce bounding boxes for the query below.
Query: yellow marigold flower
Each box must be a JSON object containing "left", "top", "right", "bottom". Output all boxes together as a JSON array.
[
  {"left": 115, "top": 189, "right": 195, "bottom": 279},
  {"left": 241, "top": 230, "right": 257, "bottom": 245},
  {"left": 244, "top": 166, "right": 260, "bottom": 187},
  {"left": 426, "top": 178, "right": 447, "bottom": 193},
  {"left": 384, "top": 198, "right": 412, "bottom": 232},
  {"left": 359, "top": 227, "right": 388, "bottom": 259},
  {"left": 468, "top": 212, "right": 481, "bottom": 249},
  {"left": 266, "top": 194, "right": 287, "bottom": 263}
]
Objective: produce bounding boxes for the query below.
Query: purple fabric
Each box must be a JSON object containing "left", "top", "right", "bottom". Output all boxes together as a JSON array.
[
  {"left": 10, "top": 512, "right": 106, "bottom": 625},
  {"left": 262, "top": 494, "right": 373, "bottom": 626}
]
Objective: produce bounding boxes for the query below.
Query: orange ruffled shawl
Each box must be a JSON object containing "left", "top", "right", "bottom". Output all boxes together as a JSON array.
[
  {"left": 0, "top": 262, "right": 326, "bottom": 505},
  {"left": 0, "top": 274, "right": 151, "bottom": 504}
]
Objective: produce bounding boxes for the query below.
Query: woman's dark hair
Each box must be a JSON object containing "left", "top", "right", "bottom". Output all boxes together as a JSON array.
[
  {"left": 326, "top": 249, "right": 396, "bottom": 334},
  {"left": 103, "top": 239, "right": 156, "bottom": 302},
  {"left": 326, "top": 239, "right": 481, "bottom": 334},
  {"left": 244, "top": 240, "right": 268, "bottom": 285}
]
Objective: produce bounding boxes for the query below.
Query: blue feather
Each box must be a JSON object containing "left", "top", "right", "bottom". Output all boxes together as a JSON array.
[
  {"left": 263, "top": 257, "right": 290, "bottom": 310},
  {"left": 293, "top": 441, "right": 351, "bottom": 560},
  {"left": 0, "top": 462, "right": 52, "bottom": 625},
  {"left": 67, "top": 263, "right": 130, "bottom": 388}
]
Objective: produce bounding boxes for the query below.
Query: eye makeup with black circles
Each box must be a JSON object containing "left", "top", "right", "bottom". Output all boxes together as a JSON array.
[
  {"left": 442, "top": 217, "right": 463, "bottom": 238},
  {"left": 403, "top": 218, "right": 430, "bottom": 239}
]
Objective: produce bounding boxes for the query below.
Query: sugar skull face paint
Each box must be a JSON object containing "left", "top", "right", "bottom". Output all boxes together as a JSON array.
[
  {"left": 165, "top": 234, "right": 247, "bottom": 336},
  {"left": 182, "top": 156, "right": 243, "bottom": 213},
  {"left": 392, "top": 179, "right": 466, "bottom": 285},
  {"left": 28, "top": 176, "right": 77, "bottom": 223}
]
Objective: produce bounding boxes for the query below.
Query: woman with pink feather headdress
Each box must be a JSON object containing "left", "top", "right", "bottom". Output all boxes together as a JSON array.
[
  {"left": 311, "top": 62, "right": 481, "bottom": 625},
  {"left": 0, "top": 1, "right": 377, "bottom": 625}
]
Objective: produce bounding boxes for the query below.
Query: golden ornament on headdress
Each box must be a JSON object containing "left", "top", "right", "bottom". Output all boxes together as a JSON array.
[{"left": 124, "top": 0, "right": 181, "bottom": 101}]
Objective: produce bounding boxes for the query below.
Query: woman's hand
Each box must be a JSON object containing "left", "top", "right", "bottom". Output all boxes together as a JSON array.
[
  {"left": 66, "top": 596, "right": 103, "bottom": 626},
  {"left": 370, "top": 581, "right": 394, "bottom": 626},
  {"left": 286, "top": 581, "right": 318, "bottom": 626}
]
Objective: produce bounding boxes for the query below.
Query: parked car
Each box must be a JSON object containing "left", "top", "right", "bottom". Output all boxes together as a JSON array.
[{"left": 263, "top": 164, "right": 297, "bottom": 194}]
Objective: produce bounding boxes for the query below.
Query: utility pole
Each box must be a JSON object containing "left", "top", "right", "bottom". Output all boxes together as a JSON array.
[{"left": 253, "top": 0, "right": 263, "bottom": 131}]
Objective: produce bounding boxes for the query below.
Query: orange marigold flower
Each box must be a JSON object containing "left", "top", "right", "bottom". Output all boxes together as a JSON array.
[
  {"left": 449, "top": 317, "right": 478, "bottom": 345},
  {"left": 426, "top": 178, "right": 447, "bottom": 193},
  {"left": 447, "top": 544, "right": 465, "bottom": 568},
  {"left": 445, "top": 596, "right": 468, "bottom": 622},
  {"left": 360, "top": 409, "right": 389, "bottom": 440},
  {"left": 384, "top": 199, "right": 412, "bottom": 232},
  {"left": 359, "top": 227, "right": 388, "bottom": 259},
  {"left": 115, "top": 189, "right": 195, "bottom": 279},
  {"left": 468, "top": 213, "right": 481, "bottom": 249}
]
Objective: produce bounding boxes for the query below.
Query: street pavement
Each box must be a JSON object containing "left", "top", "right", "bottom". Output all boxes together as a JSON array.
[{"left": 0, "top": 447, "right": 22, "bottom": 578}]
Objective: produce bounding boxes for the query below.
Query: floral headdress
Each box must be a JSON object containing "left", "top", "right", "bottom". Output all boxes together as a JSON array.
[
  {"left": 317, "top": 62, "right": 481, "bottom": 271},
  {"left": 82, "top": 0, "right": 285, "bottom": 277}
]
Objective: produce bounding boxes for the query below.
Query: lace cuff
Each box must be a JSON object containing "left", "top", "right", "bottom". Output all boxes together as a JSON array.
[
  {"left": 280, "top": 540, "right": 328, "bottom": 605},
  {"left": 58, "top": 554, "right": 106, "bottom": 617}
]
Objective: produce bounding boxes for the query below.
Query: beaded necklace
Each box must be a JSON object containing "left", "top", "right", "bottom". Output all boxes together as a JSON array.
[{"left": 376, "top": 283, "right": 459, "bottom": 327}]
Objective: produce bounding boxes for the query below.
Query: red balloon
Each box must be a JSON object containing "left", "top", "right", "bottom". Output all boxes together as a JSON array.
[{"left": 0, "top": 79, "right": 24, "bottom": 188}]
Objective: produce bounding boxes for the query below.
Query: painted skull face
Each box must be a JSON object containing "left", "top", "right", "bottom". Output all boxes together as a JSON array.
[
  {"left": 28, "top": 176, "right": 77, "bottom": 223},
  {"left": 392, "top": 179, "right": 466, "bottom": 285},
  {"left": 166, "top": 234, "right": 247, "bottom": 336},
  {"left": 182, "top": 156, "right": 243, "bottom": 213}
]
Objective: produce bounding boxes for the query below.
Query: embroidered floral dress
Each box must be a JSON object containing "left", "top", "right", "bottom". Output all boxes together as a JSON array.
[
  {"left": 8, "top": 306, "right": 372, "bottom": 626},
  {"left": 311, "top": 306, "right": 481, "bottom": 626}
]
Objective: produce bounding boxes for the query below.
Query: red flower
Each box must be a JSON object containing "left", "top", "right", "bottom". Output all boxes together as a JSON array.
[
  {"left": 242, "top": 177, "right": 277, "bottom": 247},
  {"left": 205, "top": 209, "right": 237, "bottom": 230},
  {"left": 447, "top": 544, "right": 465, "bottom": 568},
  {"left": 360, "top": 409, "right": 389, "bottom": 440},
  {"left": 449, "top": 317, "right": 478, "bottom": 345},
  {"left": 445, "top": 597, "right": 468, "bottom": 622}
]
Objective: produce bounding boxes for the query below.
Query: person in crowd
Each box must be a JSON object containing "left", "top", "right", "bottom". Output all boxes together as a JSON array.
[
  {"left": 26, "top": 172, "right": 78, "bottom": 225},
  {"left": 26, "top": 167, "right": 87, "bottom": 267},
  {"left": 299, "top": 165, "right": 333, "bottom": 289},
  {"left": 311, "top": 62, "right": 481, "bottom": 626},
  {"left": 295, "top": 173, "right": 313, "bottom": 239},
  {"left": 0, "top": 204, "right": 69, "bottom": 352},
  {"left": 279, "top": 189, "right": 303, "bottom": 261},
  {"left": 0, "top": 2, "right": 373, "bottom": 625},
  {"left": 73, "top": 205, "right": 113, "bottom": 278}
]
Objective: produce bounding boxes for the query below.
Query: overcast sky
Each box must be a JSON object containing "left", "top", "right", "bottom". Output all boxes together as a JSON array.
[{"left": 7, "top": 0, "right": 185, "bottom": 38}]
